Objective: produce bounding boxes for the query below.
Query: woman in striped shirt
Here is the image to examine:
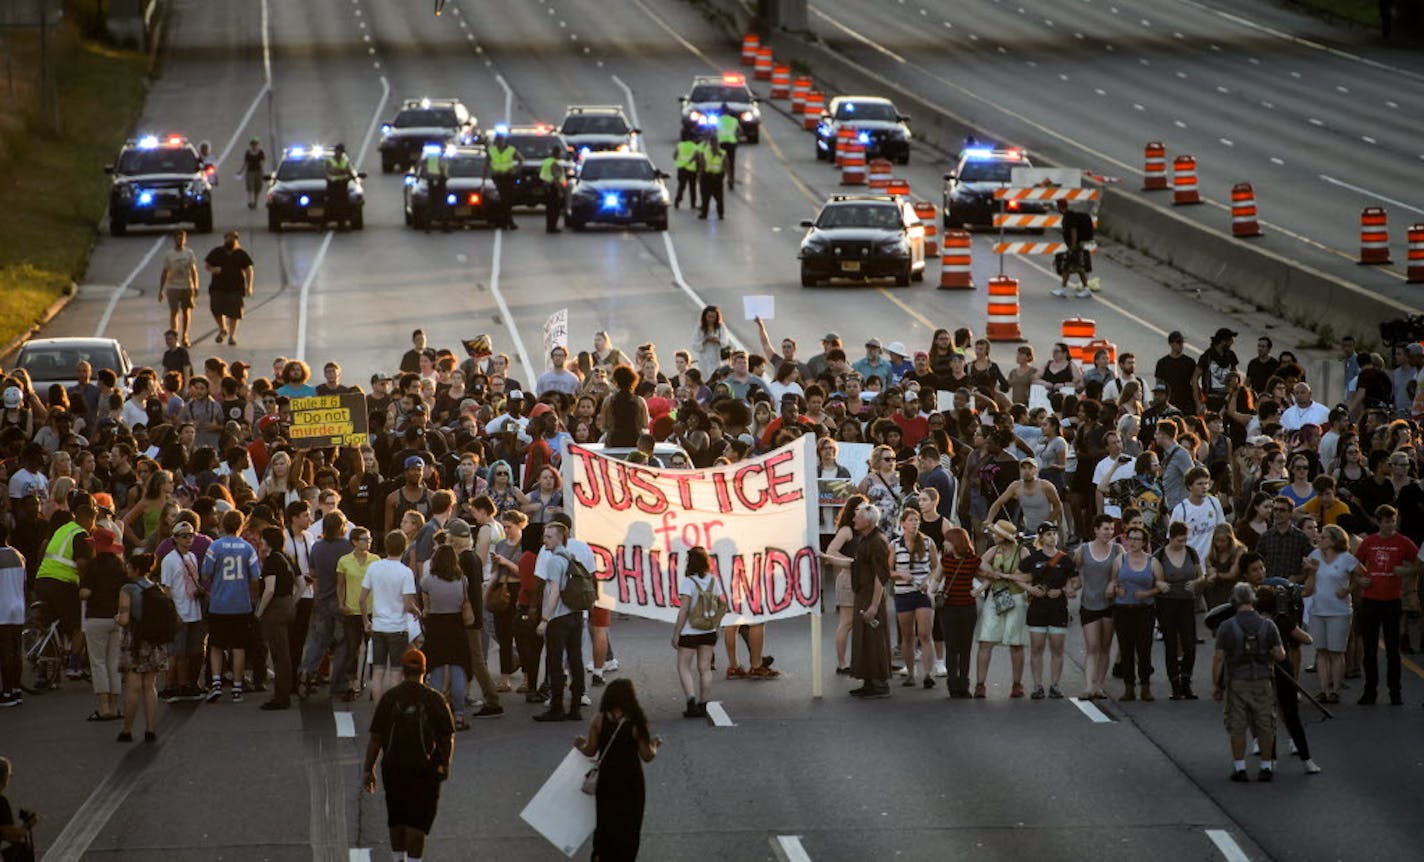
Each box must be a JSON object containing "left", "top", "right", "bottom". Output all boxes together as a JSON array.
[
  {"left": 892, "top": 508, "right": 939, "bottom": 688},
  {"left": 929, "top": 527, "right": 981, "bottom": 698}
]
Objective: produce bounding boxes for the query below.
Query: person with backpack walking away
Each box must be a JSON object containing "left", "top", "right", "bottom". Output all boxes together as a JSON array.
[
  {"left": 671, "top": 547, "right": 727, "bottom": 718},
  {"left": 1051, "top": 198, "right": 1096, "bottom": 298},
  {"left": 533, "top": 522, "right": 592, "bottom": 722},
  {"left": 1211, "top": 582, "right": 1287, "bottom": 782},
  {"left": 362, "top": 648, "right": 455, "bottom": 862},
  {"left": 115, "top": 553, "right": 173, "bottom": 743},
  {"left": 573, "top": 678, "right": 660, "bottom": 862}
]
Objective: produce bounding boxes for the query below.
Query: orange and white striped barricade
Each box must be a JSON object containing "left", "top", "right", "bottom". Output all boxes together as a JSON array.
[
  {"left": 834, "top": 128, "right": 857, "bottom": 166},
  {"left": 914, "top": 202, "right": 939, "bottom": 257},
  {"left": 803, "top": 91, "right": 825, "bottom": 130},
  {"left": 993, "top": 187, "right": 1099, "bottom": 206},
  {"left": 840, "top": 144, "right": 867, "bottom": 185},
  {"left": 992, "top": 212, "right": 1098, "bottom": 232},
  {"left": 867, "top": 159, "right": 893, "bottom": 190},
  {"left": 741, "top": 34, "right": 760, "bottom": 66},
  {"left": 1230, "top": 182, "right": 1262, "bottom": 237},
  {"left": 1172, "top": 155, "right": 1201, "bottom": 205},
  {"left": 1143, "top": 142, "right": 1167, "bottom": 191},
  {"left": 754, "top": 47, "right": 774, "bottom": 81},
  {"left": 1062, "top": 317, "right": 1096, "bottom": 362},
  {"left": 939, "top": 230, "right": 973, "bottom": 289},
  {"left": 886, "top": 178, "right": 911, "bottom": 198},
  {"left": 769, "top": 65, "right": 791, "bottom": 99},
  {"left": 1084, "top": 339, "right": 1117, "bottom": 366},
  {"left": 1360, "top": 207, "right": 1392, "bottom": 264},
  {"left": 1408, "top": 224, "right": 1424, "bottom": 283},
  {"left": 790, "top": 76, "right": 812, "bottom": 113},
  {"left": 986, "top": 277, "right": 1025, "bottom": 342}
]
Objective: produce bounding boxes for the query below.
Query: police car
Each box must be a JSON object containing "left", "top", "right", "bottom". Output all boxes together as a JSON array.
[
  {"left": 813, "top": 96, "right": 911, "bottom": 164},
  {"left": 678, "top": 73, "right": 761, "bottom": 143},
  {"left": 565, "top": 152, "right": 669, "bottom": 232},
  {"left": 104, "top": 134, "right": 214, "bottom": 237},
  {"left": 559, "top": 106, "right": 639, "bottom": 155},
  {"left": 798, "top": 194, "right": 926, "bottom": 287},
  {"left": 378, "top": 97, "right": 477, "bottom": 173},
  {"left": 941, "top": 146, "right": 1044, "bottom": 229},
  {"left": 494, "top": 124, "right": 574, "bottom": 208},
  {"left": 403, "top": 145, "right": 502, "bottom": 230},
  {"left": 264, "top": 145, "right": 367, "bottom": 232}
]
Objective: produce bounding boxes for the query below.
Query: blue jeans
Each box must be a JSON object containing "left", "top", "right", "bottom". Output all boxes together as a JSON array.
[
  {"left": 431, "top": 665, "right": 466, "bottom": 710},
  {"left": 297, "top": 598, "right": 352, "bottom": 692}
]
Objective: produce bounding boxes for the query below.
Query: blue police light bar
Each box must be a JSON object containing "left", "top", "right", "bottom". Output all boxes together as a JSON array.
[{"left": 137, "top": 136, "right": 159, "bottom": 149}]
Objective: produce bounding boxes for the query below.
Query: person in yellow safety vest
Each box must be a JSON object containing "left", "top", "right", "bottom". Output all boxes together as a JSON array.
[
  {"left": 35, "top": 495, "right": 98, "bottom": 678},
  {"left": 715, "top": 102, "right": 743, "bottom": 190},
  {"left": 696, "top": 130, "right": 725, "bottom": 221},
  {"left": 672, "top": 129, "right": 700, "bottom": 210},
  {"left": 422, "top": 148, "right": 448, "bottom": 231},
  {"left": 538, "top": 144, "right": 568, "bottom": 234},
  {"left": 488, "top": 131, "right": 520, "bottom": 231},
  {"left": 324, "top": 143, "right": 357, "bottom": 229}
]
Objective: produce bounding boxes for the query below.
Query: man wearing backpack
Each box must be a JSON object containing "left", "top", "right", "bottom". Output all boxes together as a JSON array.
[
  {"left": 363, "top": 648, "right": 454, "bottom": 862},
  {"left": 533, "top": 522, "right": 586, "bottom": 722},
  {"left": 1051, "top": 198, "right": 1096, "bottom": 298},
  {"left": 1211, "top": 582, "right": 1287, "bottom": 783}
]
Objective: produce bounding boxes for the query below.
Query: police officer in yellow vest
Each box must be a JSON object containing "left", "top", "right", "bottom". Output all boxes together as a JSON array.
[
  {"left": 35, "top": 495, "right": 98, "bottom": 676},
  {"left": 488, "top": 131, "right": 520, "bottom": 230},
  {"left": 324, "top": 143, "right": 356, "bottom": 229},
  {"left": 672, "top": 129, "right": 699, "bottom": 210},
  {"left": 422, "top": 146, "right": 448, "bottom": 231},
  {"left": 538, "top": 144, "right": 568, "bottom": 234},
  {"left": 715, "top": 102, "right": 743, "bottom": 189},
  {"left": 697, "top": 129, "right": 726, "bottom": 220}
]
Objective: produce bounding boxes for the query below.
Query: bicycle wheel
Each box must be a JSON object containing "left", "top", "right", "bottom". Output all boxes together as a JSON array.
[{"left": 21, "top": 625, "right": 63, "bottom": 693}]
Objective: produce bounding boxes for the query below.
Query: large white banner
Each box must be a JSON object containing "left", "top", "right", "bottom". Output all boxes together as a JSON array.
[{"left": 563, "top": 436, "right": 821, "bottom": 625}]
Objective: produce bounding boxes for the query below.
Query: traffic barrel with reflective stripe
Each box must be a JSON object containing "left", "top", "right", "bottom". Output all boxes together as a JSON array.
[
  {"left": 741, "top": 34, "right": 760, "bottom": 66},
  {"left": 1061, "top": 317, "right": 1096, "bottom": 362},
  {"left": 834, "top": 128, "right": 857, "bottom": 166},
  {"left": 1409, "top": 224, "right": 1424, "bottom": 283},
  {"left": 1230, "top": 182, "right": 1261, "bottom": 237},
  {"left": 790, "top": 76, "right": 812, "bottom": 113},
  {"left": 886, "top": 179, "right": 911, "bottom": 197},
  {"left": 840, "top": 144, "right": 867, "bottom": 185},
  {"left": 770, "top": 65, "right": 791, "bottom": 99},
  {"left": 1143, "top": 142, "right": 1167, "bottom": 191},
  {"left": 1172, "top": 155, "right": 1200, "bottom": 205},
  {"left": 939, "top": 230, "right": 973, "bottom": 289},
  {"left": 986, "top": 277, "right": 1025, "bottom": 342},
  {"left": 914, "top": 202, "right": 938, "bottom": 257},
  {"left": 867, "top": 159, "right": 893, "bottom": 189},
  {"left": 755, "top": 47, "right": 774, "bottom": 80},
  {"left": 803, "top": 91, "right": 825, "bottom": 129},
  {"left": 1360, "top": 207, "right": 1392, "bottom": 264},
  {"left": 1084, "top": 339, "right": 1117, "bottom": 366}
]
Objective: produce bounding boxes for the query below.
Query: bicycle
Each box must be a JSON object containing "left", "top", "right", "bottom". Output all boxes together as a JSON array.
[{"left": 21, "top": 600, "right": 73, "bottom": 694}]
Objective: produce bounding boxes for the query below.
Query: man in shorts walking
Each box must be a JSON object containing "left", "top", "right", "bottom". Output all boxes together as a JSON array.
[
  {"left": 203, "top": 230, "right": 254, "bottom": 346},
  {"left": 363, "top": 648, "right": 454, "bottom": 862},
  {"left": 361, "top": 531, "right": 421, "bottom": 703},
  {"left": 1212, "top": 582, "right": 1287, "bottom": 782},
  {"left": 201, "top": 511, "right": 262, "bottom": 702},
  {"left": 159, "top": 230, "right": 199, "bottom": 346}
]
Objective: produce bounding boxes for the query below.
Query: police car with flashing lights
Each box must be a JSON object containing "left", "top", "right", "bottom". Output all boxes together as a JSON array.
[
  {"left": 813, "top": 96, "right": 911, "bottom": 165},
  {"left": 559, "top": 106, "right": 640, "bottom": 155},
  {"left": 104, "top": 134, "right": 214, "bottom": 237},
  {"left": 565, "top": 152, "right": 669, "bottom": 232},
  {"left": 798, "top": 194, "right": 926, "bottom": 287},
  {"left": 494, "top": 124, "right": 574, "bottom": 208},
  {"left": 941, "top": 146, "right": 1044, "bottom": 230},
  {"left": 403, "top": 145, "right": 502, "bottom": 230},
  {"left": 378, "top": 97, "right": 477, "bottom": 173},
  {"left": 678, "top": 74, "right": 761, "bottom": 143},
  {"left": 264, "top": 146, "right": 368, "bottom": 232}
]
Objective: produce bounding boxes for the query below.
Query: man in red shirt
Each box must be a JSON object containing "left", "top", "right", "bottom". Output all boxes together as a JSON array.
[
  {"left": 890, "top": 392, "right": 929, "bottom": 449},
  {"left": 1354, "top": 505, "right": 1417, "bottom": 706}
]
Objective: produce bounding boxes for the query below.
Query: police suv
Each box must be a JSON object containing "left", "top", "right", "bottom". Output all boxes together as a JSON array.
[
  {"left": 104, "top": 134, "right": 214, "bottom": 237},
  {"left": 678, "top": 73, "right": 761, "bottom": 143},
  {"left": 559, "top": 106, "right": 639, "bottom": 154},
  {"left": 378, "top": 98, "right": 477, "bottom": 173},
  {"left": 813, "top": 96, "right": 912, "bottom": 164}
]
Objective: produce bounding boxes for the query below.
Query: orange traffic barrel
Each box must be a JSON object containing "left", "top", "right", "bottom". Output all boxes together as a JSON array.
[
  {"left": 886, "top": 178, "right": 911, "bottom": 197},
  {"left": 986, "top": 277, "right": 1024, "bottom": 342},
  {"left": 1408, "top": 224, "right": 1424, "bottom": 283},
  {"left": 1085, "top": 339, "right": 1118, "bottom": 366},
  {"left": 790, "top": 76, "right": 812, "bottom": 113},
  {"left": 867, "top": 159, "right": 893, "bottom": 189},
  {"left": 768, "top": 64, "right": 791, "bottom": 99},
  {"left": 914, "top": 202, "right": 938, "bottom": 257},
  {"left": 840, "top": 144, "right": 867, "bottom": 185},
  {"left": 741, "top": 34, "right": 760, "bottom": 66},
  {"left": 1360, "top": 207, "right": 1392, "bottom": 264},
  {"left": 1143, "top": 142, "right": 1167, "bottom": 191},
  {"left": 754, "top": 47, "right": 773, "bottom": 80},
  {"left": 802, "top": 91, "right": 824, "bottom": 130},
  {"left": 1230, "top": 182, "right": 1261, "bottom": 237},
  {"left": 939, "top": 230, "right": 973, "bottom": 289},
  {"left": 834, "top": 128, "right": 857, "bottom": 166},
  {"left": 1061, "top": 317, "right": 1096, "bottom": 362},
  {"left": 1172, "top": 155, "right": 1200, "bottom": 205}
]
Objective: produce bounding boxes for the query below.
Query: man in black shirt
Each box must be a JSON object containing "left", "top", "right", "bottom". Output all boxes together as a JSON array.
[
  {"left": 203, "top": 231, "right": 254, "bottom": 346},
  {"left": 1245, "top": 335, "right": 1279, "bottom": 394},
  {"left": 901, "top": 351, "right": 943, "bottom": 391},
  {"left": 1196, "top": 328, "right": 1240, "bottom": 412},
  {"left": 1052, "top": 198, "right": 1096, "bottom": 298},
  {"left": 1154, "top": 331, "right": 1197, "bottom": 415}
]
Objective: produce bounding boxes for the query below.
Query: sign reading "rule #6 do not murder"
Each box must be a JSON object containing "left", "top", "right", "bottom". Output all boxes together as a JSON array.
[{"left": 561, "top": 437, "right": 822, "bottom": 626}]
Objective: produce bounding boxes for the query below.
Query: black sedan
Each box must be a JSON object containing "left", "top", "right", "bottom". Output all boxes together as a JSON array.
[
  {"left": 403, "top": 146, "right": 501, "bottom": 230},
  {"left": 565, "top": 152, "right": 669, "bottom": 231},
  {"left": 798, "top": 194, "right": 926, "bottom": 287}
]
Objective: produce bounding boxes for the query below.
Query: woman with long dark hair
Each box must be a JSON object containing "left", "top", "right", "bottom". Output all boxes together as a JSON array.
[
  {"left": 574, "top": 678, "right": 661, "bottom": 861},
  {"left": 693, "top": 305, "right": 729, "bottom": 373},
  {"left": 819, "top": 493, "right": 868, "bottom": 675}
]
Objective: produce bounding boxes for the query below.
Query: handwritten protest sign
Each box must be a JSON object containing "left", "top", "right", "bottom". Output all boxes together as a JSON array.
[
  {"left": 286, "top": 393, "right": 369, "bottom": 449},
  {"left": 563, "top": 436, "right": 820, "bottom": 625}
]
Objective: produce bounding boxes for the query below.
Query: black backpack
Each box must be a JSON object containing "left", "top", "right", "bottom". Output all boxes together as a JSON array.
[
  {"left": 557, "top": 550, "right": 597, "bottom": 613},
  {"left": 137, "top": 583, "right": 179, "bottom": 647},
  {"left": 1226, "top": 615, "right": 1271, "bottom": 672},
  {"left": 384, "top": 690, "right": 434, "bottom": 770}
]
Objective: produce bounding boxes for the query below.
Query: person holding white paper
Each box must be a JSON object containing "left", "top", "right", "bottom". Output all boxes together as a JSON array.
[{"left": 573, "top": 679, "right": 660, "bottom": 861}]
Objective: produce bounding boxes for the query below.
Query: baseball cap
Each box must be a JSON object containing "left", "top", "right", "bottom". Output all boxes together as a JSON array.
[
  {"left": 822, "top": 332, "right": 841, "bottom": 343},
  {"left": 3, "top": 387, "right": 20, "bottom": 409},
  {"left": 529, "top": 402, "right": 554, "bottom": 418},
  {"left": 401, "top": 648, "right": 427, "bottom": 672},
  {"left": 370, "top": 372, "right": 392, "bottom": 383},
  {"left": 403, "top": 455, "right": 425, "bottom": 470},
  {"left": 257, "top": 414, "right": 280, "bottom": 432},
  {"left": 1152, "top": 382, "right": 1168, "bottom": 392},
  {"left": 91, "top": 527, "right": 125, "bottom": 555},
  {"left": 1167, "top": 330, "right": 1184, "bottom": 343},
  {"left": 172, "top": 521, "right": 196, "bottom": 536},
  {"left": 885, "top": 341, "right": 908, "bottom": 357},
  {"left": 1036, "top": 522, "right": 1060, "bottom": 535},
  {"left": 230, "top": 361, "right": 251, "bottom": 374},
  {"left": 446, "top": 518, "right": 472, "bottom": 539},
  {"left": 865, "top": 338, "right": 882, "bottom": 349}
]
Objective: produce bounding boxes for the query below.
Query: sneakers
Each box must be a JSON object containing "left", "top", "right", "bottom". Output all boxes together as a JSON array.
[
  {"left": 1140, "top": 684, "right": 1155, "bottom": 702},
  {"left": 159, "top": 686, "right": 180, "bottom": 703},
  {"left": 532, "top": 709, "right": 565, "bottom": 722},
  {"left": 231, "top": 689, "right": 244, "bottom": 703},
  {"left": 0, "top": 692, "right": 18, "bottom": 708},
  {"left": 525, "top": 691, "right": 549, "bottom": 704},
  {"left": 472, "top": 705, "right": 504, "bottom": 719},
  {"left": 933, "top": 660, "right": 947, "bottom": 678},
  {"left": 580, "top": 693, "right": 592, "bottom": 707},
  {"left": 923, "top": 678, "right": 934, "bottom": 690},
  {"left": 603, "top": 658, "right": 620, "bottom": 673},
  {"left": 1257, "top": 768, "right": 1273, "bottom": 783},
  {"left": 591, "top": 673, "right": 604, "bottom": 687},
  {"left": 1050, "top": 287, "right": 1068, "bottom": 298},
  {"left": 1048, "top": 684, "right": 1064, "bottom": 699},
  {"left": 901, "top": 676, "right": 917, "bottom": 688},
  {"left": 205, "top": 685, "right": 223, "bottom": 704},
  {"left": 1030, "top": 685, "right": 1046, "bottom": 700},
  {"left": 1229, "top": 769, "right": 1249, "bottom": 783},
  {"left": 1075, "top": 288, "right": 1092, "bottom": 299},
  {"left": 1303, "top": 759, "right": 1322, "bottom": 775},
  {"left": 684, "top": 698, "right": 702, "bottom": 719}
]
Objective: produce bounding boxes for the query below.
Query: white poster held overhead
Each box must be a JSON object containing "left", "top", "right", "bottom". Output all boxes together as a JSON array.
[
  {"left": 562, "top": 436, "right": 821, "bottom": 625},
  {"left": 742, "top": 294, "right": 775, "bottom": 320},
  {"left": 542, "top": 308, "right": 569, "bottom": 370},
  {"left": 520, "top": 747, "right": 597, "bottom": 858}
]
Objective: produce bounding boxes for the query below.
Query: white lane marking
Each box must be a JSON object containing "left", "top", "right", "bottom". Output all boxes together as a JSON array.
[
  {"left": 495, "top": 74, "right": 513, "bottom": 124},
  {"left": 1361, "top": 135, "right": 1376, "bottom": 144},
  {"left": 1133, "top": 103, "right": 1146, "bottom": 111},
  {"left": 487, "top": 230, "right": 537, "bottom": 385},
  {"left": 1206, "top": 829, "right": 1250, "bottom": 862},
  {"left": 773, "top": 835, "right": 813, "bottom": 862},
  {"left": 1248, "top": 57, "right": 1260, "bottom": 64},
  {"left": 294, "top": 232, "right": 336, "bottom": 363},
  {"left": 1094, "top": 88, "right": 1106, "bottom": 96},
  {"left": 610, "top": 74, "right": 642, "bottom": 153},
  {"left": 1219, "top": 138, "right": 1233, "bottom": 147},
  {"left": 1270, "top": 157, "right": 1284, "bottom": 165},
  {"left": 95, "top": 239, "right": 165, "bottom": 337},
  {"left": 661, "top": 233, "right": 747, "bottom": 353},
  {"left": 1308, "top": 117, "right": 1324, "bottom": 126},
  {"left": 1336, "top": 85, "right": 1349, "bottom": 93},
  {"left": 705, "top": 701, "right": 735, "bottom": 726},
  {"left": 1290, "top": 71, "right": 1301, "bottom": 78},
  {"left": 1069, "top": 697, "right": 1113, "bottom": 723},
  {"left": 334, "top": 711, "right": 356, "bottom": 738},
  {"left": 1173, "top": 119, "right": 1187, "bottom": 127},
  {"left": 808, "top": 5, "right": 907, "bottom": 63},
  {"left": 1176, "top": 71, "right": 1188, "bottom": 79},
  {"left": 1216, "top": 85, "right": 1230, "bottom": 93},
  {"left": 1318, "top": 174, "right": 1424, "bottom": 216},
  {"left": 349, "top": 849, "right": 372, "bottom": 862},
  {"left": 1260, "top": 100, "right": 1274, "bottom": 109},
  {"left": 354, "top": 75, "right": 391, "bottom": 169},
  {"left": 1386, "top": 100, "right": 1398, "bottom": 108}
]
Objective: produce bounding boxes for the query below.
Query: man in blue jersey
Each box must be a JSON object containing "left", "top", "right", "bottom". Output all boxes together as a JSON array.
[{"left": 201, "top": 510, "right": 262, "bottom": 703}]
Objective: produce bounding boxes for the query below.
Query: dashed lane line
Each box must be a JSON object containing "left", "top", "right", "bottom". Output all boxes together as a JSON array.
[
  {"left": 705, "top": 701, "right": 736, "bottom": 726},
  {"left": 772, "top": 835, "right": 813, "bottom": 862},
  {"left": 1206, "top": 828, "right": 1251, "bottom": 862},
  {"left": 1069, "top": 696, "right": 1113, "bottom": 723}
]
